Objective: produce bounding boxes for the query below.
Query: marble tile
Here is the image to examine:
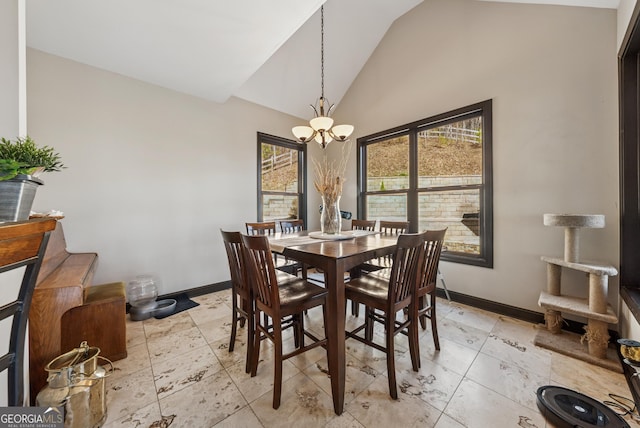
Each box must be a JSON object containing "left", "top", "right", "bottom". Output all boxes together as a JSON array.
[
  {"left": 209, "top": 333, "right": 252, "bottom": 370},
  {"left": 187, "top": 294, "right": 233, "bottom": 326},
  {"left": 125, "top": 318, "right": 146, "bottom": 348},
  {"left": 444, "top": 378, "right": 546, "bottom": 428},
  {"left": 159, "top": 370, "right": 247, "bottom": 427},
  {"left": 103, "top": 401, "right": 162, "bottom": 428},
  {"left": 443, "top": 304, "right": 499, "bottom": 333},
  {"left": 197, "top": 316, "right": 236, "bottom": 345},
  {"left": 146, "top": 325, "right": 209, "bottom": 365},
  {"left": 437, "top": 318, "right": 490, "bottom": 351},
  {"left": 227, "top": 353, "right": 300, "bottom": 404},
  {"left": 143, "top": 311, "right": 195, "bottom": 340},
  {"left": 111, "top": 342, "right": 150, "bottom": 376},
  {"left": 105, "top": 288, "right": 640, "bottom": 428},
  {"left": 434, "top": 413, "right": 466, "bottom": 428},
  {"left": 304, "top": 353, "right": 379, "bottom": 405},
  {"left": 152, "top": 344, "right": 224, "bottom": 399},
  {"left": 480, "top": 328, "right": 552, "bottom": 379},
  {"left": 416, "top": 337, "right": 478, "bottom": 377},
  {"left": 325, "top": 412, "right": 366, "bottom": 428},
  {"left": 465, "top": 352, "right": 549, "bottom": 411},
  {"left": 105, "top": 366, "right": 157, "bottom": 423},
  {"left": 346, "top": 375, "right": 441, "bottom": 427},
  {"left": 394, "top": 351, "right": 464, "bottom": 411},
  {"left": 550, "top": 351, "right": 631, "bottom": 403},
  {"left": 213, "top": 406, "right": 264, "bottom": 428},
  {"left": 250, "top": 372, "right": 338, "bottom": 427}
]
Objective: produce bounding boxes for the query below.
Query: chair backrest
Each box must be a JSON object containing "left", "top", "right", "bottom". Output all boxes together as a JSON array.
[
  {"left": 387, "top": 232, "right": 426, "bottom": 307},
  {"left": 379, "top": 221, "right": 409, "bottom": 235},
  {"left": 351, "top": 219, "right": 376, "bottom": 231},
  {"left": 241, "top": 234, "right": 280, "bottom": 313},
  {"left": 246, "top": 222, "right": 277, "bottom": 236},
  {"left": 279, "top": 219, "right": 304, "bottom": 234},
  {"left": 417, "top": 229, "right": 447, "bottom": 294},
  {"left": 220, "top": 230, "right": 250, "bottom": 299},
  {"left": 0, "top": 218, "right": 56, "bottom": 406}
]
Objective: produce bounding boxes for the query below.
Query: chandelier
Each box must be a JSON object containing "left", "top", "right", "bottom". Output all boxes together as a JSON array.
[{"left": 292, "top": 5, "right": 354, "bottom": 149}]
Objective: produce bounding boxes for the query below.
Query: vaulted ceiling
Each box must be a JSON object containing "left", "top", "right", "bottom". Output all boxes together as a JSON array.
[{"left": 25, "top": 0, "right": 619, "bottom": 120}]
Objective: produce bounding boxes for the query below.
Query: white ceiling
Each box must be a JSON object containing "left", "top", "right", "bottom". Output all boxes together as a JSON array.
[{"left": 25, "top": 0, "right": 619, "bottom": 120}]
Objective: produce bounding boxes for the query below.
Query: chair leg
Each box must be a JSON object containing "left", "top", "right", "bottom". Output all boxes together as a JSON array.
[
  {"left": 240, "top": 297, "right": 248, "bottom": 327},
  {"left": 408, "top": 306, "right": 420, "bottom": 371},
  {"left": 273, "top": 323, "right": 283, "bottom": 409},
  {"left": 431, "top": 295, "right": 440, "bottom": 351},
  {"left": 351, "top": 299, "right": 360, "bottom": 317},
  {"left": 386, "top": 315, "right": 398, "bottom": 400},
  {"left": 229, "top": 292, "right": 238, "bottom": 353},
  {"left": 245, "top": 302, "right": 254, "bottom": 374},
  {"left": 365, "top": 307, "right": 374, "bottom": 341},
  {"left": 250, "top": 309, "right": 262, "bottom": 377},
  {"left": 418, "top": 295, "right": 427, "bottom": 330}
]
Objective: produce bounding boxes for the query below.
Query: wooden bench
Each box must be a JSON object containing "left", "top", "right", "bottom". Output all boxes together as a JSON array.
[{"left": 28, "top": 221, "right": 126, "bottom": 401}]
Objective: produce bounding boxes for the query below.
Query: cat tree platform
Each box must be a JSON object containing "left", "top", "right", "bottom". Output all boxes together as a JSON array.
[{"left": 534, "top": 214, "right": 621, "bottom": 372}]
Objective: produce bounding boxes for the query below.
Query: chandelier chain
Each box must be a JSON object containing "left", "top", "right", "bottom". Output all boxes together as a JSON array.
[{"left": 320, "top": 5, "right": 324, "bottom": 100}]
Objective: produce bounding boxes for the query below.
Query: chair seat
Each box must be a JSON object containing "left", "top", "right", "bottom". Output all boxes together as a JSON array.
[
  {"left": 276, "top": 270, "right": 299, "bottom": 284},
  {"left": 280, "top": 280, "right": 327, "bottom": 312},
  {"left": 345, "top": 274, "right": 390, "bottom": 309}
]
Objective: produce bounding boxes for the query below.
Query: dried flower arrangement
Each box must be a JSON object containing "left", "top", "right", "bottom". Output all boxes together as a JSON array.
[{"left": 313, "top": 142, "right": 351, "bottom": 234}]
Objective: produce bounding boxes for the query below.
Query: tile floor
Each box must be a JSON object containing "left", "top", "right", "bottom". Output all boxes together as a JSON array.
[{"left": 102, "top": 289, "right": 639, "bottom": 427}]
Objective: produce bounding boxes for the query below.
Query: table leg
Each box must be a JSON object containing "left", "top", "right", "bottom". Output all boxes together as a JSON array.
[{"left": 324, "top": 260, "right": 346, "bottom": 415}]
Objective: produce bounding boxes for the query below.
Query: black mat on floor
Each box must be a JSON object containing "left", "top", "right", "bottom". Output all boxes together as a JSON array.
[{"left": 154, "top": 292, "right": 199, "bottom": 319}]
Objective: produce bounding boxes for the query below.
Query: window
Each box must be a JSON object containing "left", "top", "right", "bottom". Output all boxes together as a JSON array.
[
  {"left": 358, "top": 100, "right": 493, "bottom": 267},
  {"left": 257, "top": 133, "right": 307, "bottom": 226}
]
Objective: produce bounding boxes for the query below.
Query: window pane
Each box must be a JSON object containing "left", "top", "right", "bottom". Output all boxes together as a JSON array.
[
  {"left": 418, "top": 189, "right": 480, "bottom": 255},
  {"left": 261, "top": 143, "right": 299, "bottom": 192},
  {"left": 367, "top": 193, "right": 407, "bottom": 222},
  {"left": 418, "top": 117, "right": 482, "bottom": 185},
  {"left": 262, "top": 194, "right": 299, "bottom": 221},
  {"left": 366, "top": 136, "right": 409, "bottom": 191}
]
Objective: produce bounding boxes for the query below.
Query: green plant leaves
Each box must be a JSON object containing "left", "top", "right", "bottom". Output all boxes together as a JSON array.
[{"left": 0, "top": 136, "right": 64, "bottom": 180}]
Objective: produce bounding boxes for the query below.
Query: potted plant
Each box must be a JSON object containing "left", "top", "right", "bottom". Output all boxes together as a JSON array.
[{"left": 0, "top": 136, "right": 64, "bottom": 222}]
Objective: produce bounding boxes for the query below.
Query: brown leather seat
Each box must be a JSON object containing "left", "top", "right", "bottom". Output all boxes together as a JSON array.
[
  {"left": 242, "top": 233, "right": 328, "bottom": 409},
  {"left": 345, "top": 232, "right": 425, "bottom": 399}
]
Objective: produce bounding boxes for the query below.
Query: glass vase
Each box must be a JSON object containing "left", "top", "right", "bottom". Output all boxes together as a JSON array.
[{"left": 321, "top": 195, "right": 342, "bottom": 234}]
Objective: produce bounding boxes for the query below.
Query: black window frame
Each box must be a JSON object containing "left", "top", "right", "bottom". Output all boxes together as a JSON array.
[
  {"left": 257, "top": 132, "right": 307, "bottom": 226},
  {"left": 357, "top": 100, "right": 493, "bottom": 267}
]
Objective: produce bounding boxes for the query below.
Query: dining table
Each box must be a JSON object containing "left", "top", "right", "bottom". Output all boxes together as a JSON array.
[{"left": 268, "top": 230, "right": 399, "bottom": 415}]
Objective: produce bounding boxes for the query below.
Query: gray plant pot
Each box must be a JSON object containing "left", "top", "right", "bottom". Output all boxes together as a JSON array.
[{"left": 0, "top": 174, "right": 44, "bottom": 222}]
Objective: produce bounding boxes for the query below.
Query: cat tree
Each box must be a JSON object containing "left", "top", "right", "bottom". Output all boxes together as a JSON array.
[{"left": 534, "top": 214, "right": 621, "bottom": 372}]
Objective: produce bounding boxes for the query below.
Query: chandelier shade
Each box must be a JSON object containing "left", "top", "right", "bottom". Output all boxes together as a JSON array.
[{"left": 292, "top": 5, "right": 354, "bottom": 149}]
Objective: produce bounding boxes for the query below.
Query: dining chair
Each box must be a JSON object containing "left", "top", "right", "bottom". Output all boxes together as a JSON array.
[
  {"left": 245, "top": 221, "right": 277, "bottom": 236},
  {"left": 351, "top": 219, "right": 376, "bottom": 231},
  {"left": 279, "top": 219, "right": 304, "bottom": 234},
  {"left": 278, "top": 219, "right": 307, "bottom": 278},
  {"left": 351, "top": 220, "right": 410, "bottom": 317},
  {"left": 0, "top": 218, "right": 55, "bottom": 406},
  {"left": 414, "top": 228, "right": 447, "bottom": 360},
  {"left": 220, "top": 230, "right": 254, "bottom": 373},
  {"left": 344, "top": 232, "right": 425, "bottom": 399},
  {"left": 241, "top": 234, "right": 329, "bottom": 409}
]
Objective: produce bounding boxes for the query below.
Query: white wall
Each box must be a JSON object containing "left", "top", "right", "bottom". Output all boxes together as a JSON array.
[
  {"left": 337, "top": 0, "right": 618, "bottom": 314},
  {"left": 27, "top": 49, "right": 303, "bottom": 296}
]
